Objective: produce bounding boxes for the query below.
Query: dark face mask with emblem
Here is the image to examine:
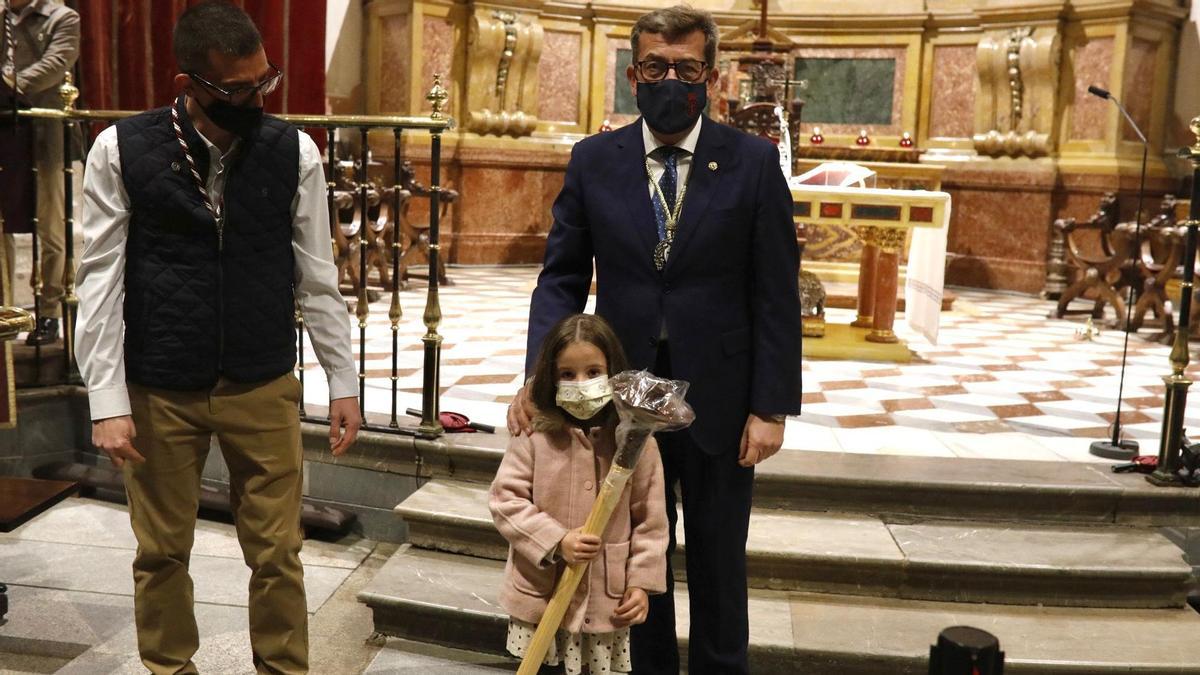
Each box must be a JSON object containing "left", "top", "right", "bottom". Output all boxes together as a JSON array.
[
  {"left": 198, "top": 97, "right": 264, "bottom": 140},
  {"left": 636, "top": 79, "right": 707, "bottom": 136}
]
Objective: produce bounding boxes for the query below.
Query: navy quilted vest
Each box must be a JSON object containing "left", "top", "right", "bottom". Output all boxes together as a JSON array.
[{"left": 116, "top": 99, "right": 299, "bottom": 390}]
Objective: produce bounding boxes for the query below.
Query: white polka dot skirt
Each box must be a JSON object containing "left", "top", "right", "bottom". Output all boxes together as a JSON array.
[{"left": 506, "top": 618, "right": 633, "bottom": 674}]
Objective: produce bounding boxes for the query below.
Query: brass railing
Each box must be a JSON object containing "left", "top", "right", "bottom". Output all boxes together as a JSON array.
[{"left": 2, "top": 76, "right": 453, "bottom": 437}]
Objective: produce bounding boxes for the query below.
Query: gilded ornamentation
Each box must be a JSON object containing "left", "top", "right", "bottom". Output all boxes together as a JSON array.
[
  {"left": 1006, "top": 27, "right": 1032, "bottom": 126},
  {"left": 465, "top": 8, "right": 543, "bottom": 137},
  {"left": 874, "top": 227, "right": 908, "bottom": 254},
  {"left": 427, "top": 73, "right": 449, "bottom": 120},
  {"left": 853, "top": 225, "right": 879, "bottom": 247},
  {"left": 493, "top": 11, "right": 517, "bottom": 98},
  {"left": 974, "top": 25, "right": 1060, "bottom": 157},
  {"left": 59, "top": 72, "right": 79, "bottom": 110}
]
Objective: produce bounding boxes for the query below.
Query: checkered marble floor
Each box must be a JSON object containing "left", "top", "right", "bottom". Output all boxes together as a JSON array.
[{"left": 301, "top": 266, "right": 1199, "bottom": 463}]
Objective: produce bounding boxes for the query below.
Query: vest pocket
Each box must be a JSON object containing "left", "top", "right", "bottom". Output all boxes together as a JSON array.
[{"left": 604, "top": 540, "right": 631, "bottom": 599}]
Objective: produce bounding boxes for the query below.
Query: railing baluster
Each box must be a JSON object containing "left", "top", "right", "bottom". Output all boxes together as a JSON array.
[
  {"left": 29, "top": 160, "right": 41, "bottom": 383},
  {"left": 60, "top": 78, "right": 79, "bottom": 383},
  {"left": 389, "top": 128, "right": 403, "bottom": 429},
  {"left": 418, "top": 75, "right": 449, "bottom": 438},
  {"left": 356, "top": 127, "right": 370, "bottom": 421}
]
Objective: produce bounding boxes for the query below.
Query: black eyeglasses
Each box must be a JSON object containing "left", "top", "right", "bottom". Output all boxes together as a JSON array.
[
  {"left": 635, "top": 59, "right": 709, "bottom": 84},
  {"left": 188, "top": 63, "right": 283, "bottom": 103}
]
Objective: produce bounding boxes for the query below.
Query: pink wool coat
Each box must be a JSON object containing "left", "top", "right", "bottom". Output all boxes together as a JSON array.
[{"left": 488, "top": 412, "right": 668, "bottom": 635}]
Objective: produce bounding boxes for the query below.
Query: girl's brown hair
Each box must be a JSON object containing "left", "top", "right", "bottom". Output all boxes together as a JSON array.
[{"left": 530, "top": 314, "right": 630, "bottom": 413}]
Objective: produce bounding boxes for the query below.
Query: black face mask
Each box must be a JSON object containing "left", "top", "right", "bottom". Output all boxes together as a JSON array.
[
  {"left": 636, "top": 79, "right": 707, "bottom": 136},
  {"left": 199, "top": 97, "right": 264, "bottom": 140}
]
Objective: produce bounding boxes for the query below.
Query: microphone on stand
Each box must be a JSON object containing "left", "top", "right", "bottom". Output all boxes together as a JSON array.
[{"left": 1085, "top": 84, "right": 1150, "bottom": 460}]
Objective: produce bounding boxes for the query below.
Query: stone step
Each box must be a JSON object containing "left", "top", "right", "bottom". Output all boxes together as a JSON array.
[
  {"left": 321, "top": 428, "right": 1200, "bottom": 525},
  {"left": 395, "top": 479, "right": 1195, "bottom": 609},
  {"left": 358, "top": 546, "right": 1200, "bottom": 675},
  {"left": 755, "top": 450, "right": 1200, "bottom": 526}
]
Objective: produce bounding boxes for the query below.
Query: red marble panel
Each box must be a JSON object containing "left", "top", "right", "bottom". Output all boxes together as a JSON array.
[
  {"left": 422, "top": 15, "right": 455, "bottom": 104},
  {"left": 942, "top": 175, "right": 1055, "bottom": 293},
  {"left": 929, "top": 45, "right": 976, "bottom": 139},
  {"left": 792, "top": 46, "right": 907, "bottom": 136},
  {"left": 538, "top": 31, "right": 582, "bottom": 123},
  {"left": 379, "top": 13, "right": 411, "bottom": 113},
  {"left": 1069, "top": 36, "right": 1114, "bottom": 141},
  {"left": 451, "top": 166, "right": 555, "bottom": 263},
  {"left": 1122, "top": 38, "right": 1157, "bottom": 143}
]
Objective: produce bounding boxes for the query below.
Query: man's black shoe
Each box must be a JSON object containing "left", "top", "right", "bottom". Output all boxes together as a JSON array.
[{"left": 25, "top": 317, "right": 59, "bottom": 346}]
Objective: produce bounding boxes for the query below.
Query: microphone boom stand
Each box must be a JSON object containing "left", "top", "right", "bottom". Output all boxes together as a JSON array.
[{"left": 1086, "top": 85, "right": 1149, "bottom": 461}]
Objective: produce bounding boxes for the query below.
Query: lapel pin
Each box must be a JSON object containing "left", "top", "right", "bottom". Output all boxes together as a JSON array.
[{"left": 708, "top": 161, "right": 718, "bottom": 171}]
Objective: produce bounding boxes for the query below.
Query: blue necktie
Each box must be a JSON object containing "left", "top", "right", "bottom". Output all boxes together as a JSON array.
[{"left": 651, "top": 146, "right": 683, "bottom": 242}]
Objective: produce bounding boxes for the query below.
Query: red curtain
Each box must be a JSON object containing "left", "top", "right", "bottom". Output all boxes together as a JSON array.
[{"left": 73, "top": 0, "right": 325, "bottom": 114}]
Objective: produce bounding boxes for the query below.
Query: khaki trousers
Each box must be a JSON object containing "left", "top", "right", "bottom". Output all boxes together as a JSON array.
[
  {"left": 126, "top": 373, "right": 308, "bottom": 675},
  {"left": 4, "top": 131, "right": 66, "bottom": 318}
]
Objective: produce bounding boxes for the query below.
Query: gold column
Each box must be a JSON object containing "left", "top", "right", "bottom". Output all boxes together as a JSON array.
[
  {"left": 60, "top": 75, "right": 80, "bottom": 380},
  {"left": 418, "top": 76, "right": 449, "bottom": 437},
  {"left": 1147, "top": 116, "right": 1200, "bottom": 487}
]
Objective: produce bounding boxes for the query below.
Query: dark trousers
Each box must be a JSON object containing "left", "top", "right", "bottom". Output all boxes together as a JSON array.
[{"left": 630, "top": 345, "right": 755, "bottom": 674}]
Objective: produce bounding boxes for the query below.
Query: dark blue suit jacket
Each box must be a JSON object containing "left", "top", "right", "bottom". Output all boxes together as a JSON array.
[{"left": 526, "top": 116, "right": 802, "bottom": 455}]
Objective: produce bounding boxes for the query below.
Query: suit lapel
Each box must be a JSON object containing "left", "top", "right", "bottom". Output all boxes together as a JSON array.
[
  {"left": 614, "top": 121, "right": 659, "bottom": 259},
  {"left": 665, "top": 117, "right": 730, "bottom": 274}
]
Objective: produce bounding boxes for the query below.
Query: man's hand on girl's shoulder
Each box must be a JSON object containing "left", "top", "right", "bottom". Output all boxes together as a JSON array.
[{"left": 506, "top": 379, "right": 538, "bottom": 436}]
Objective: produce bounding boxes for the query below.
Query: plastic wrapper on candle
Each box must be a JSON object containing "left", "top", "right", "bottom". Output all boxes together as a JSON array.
[{"left": 610, "top": 370, "right": 695, "bottom": 471}]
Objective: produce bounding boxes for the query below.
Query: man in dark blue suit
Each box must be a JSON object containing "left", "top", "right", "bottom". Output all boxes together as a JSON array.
[{"left": 508, "top": 6, "right": 801, "bottom": 673}]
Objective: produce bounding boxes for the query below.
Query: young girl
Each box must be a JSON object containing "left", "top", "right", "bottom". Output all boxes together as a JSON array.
[{"left": 490, "top": 313, "right": 669, "bottom": 675}]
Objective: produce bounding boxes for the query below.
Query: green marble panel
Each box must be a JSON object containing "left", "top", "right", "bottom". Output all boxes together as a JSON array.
[
  {"left": 614, "top": 48, "right": 637, "bottom": 115},
  {"left": 795, "top": 57, "right": 896, "bottom": 126}
]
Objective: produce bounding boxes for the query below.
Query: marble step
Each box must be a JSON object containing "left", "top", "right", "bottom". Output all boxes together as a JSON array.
[
  {"left": 322, "top": 426, "right": 1200, "bottom": 525},
  {"left": 754, "top": 450, "right": 1200, "bottom": 526},
  {"left": 395, "top": 479, "right": 1195, "bottom": 609},
  {"left": 321, "top": 422, "right": 1200, "bottom": 523},
  {"left": 358, "top": 546, "right": 1200, "bottom": 675}
]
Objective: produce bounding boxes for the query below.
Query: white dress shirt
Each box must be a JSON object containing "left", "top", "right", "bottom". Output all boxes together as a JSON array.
[
  {"left": 642, "top": 118, "right": 701, "bottom": 341},
  {"left": 641, "top": 118, "right": 701, "bottom": 204},
  {"left": 76, "top": 123, "right": 358, "bottom": 421}
]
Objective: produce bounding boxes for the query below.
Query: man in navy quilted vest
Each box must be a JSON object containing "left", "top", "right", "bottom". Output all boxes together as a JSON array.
[{"left": 74, "top": 3, "right": 360, "bottom": 673}]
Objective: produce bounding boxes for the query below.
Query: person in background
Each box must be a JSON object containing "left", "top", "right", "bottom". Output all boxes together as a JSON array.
[{"left": 0, "top": 0, "right": 80, "bottom": 345}]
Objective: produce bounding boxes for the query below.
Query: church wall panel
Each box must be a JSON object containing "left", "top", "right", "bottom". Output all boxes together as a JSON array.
[
  {"left": 1123, "top": 38, "right": 1158, "bottom": 143},
  {"left": 537, "top": 30, "right": 583, "bottom": 127},
  {"left": 1067, "top": 34, "right": 1115, "bottom": 142},
  {"left": 421, "top": 14, "right": 456, "bottom": 104},
  {"left": 378, "top": 12, "right": 413, "bottom": 113},
  {"left": 928, "top": 44, "right": 977, "bottom": 140},
  {"left": 356, "top": 0, "right": 1189, "bottom": 288},
  {"left": 942, "top": 166, "right": 1057, "bottom": 294}
]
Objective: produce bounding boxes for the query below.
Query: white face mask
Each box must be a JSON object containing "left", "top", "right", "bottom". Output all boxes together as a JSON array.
[{"left": 556, "top": 375, "right": 613, "bottom": 420}]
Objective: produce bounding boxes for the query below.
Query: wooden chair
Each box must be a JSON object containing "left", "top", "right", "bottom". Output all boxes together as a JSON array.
[
  {"left": 1130, "top": 195, "right": 1182, "bottom": 333},
  {"left": 1054, "top": 192, "right": 1139, "bottom": 326},
  {"left": 396, "top": 160, "right": 459, "bottom": 285}
]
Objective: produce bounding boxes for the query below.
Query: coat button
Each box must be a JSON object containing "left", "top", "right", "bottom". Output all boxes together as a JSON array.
[
  {"left": 171, "top": 161, "right": 181, "bottom": 172},
  {"left": 584, "top": 618, "right": 590, "bottom": 624},
  {"left": 647, "top": 336, "right": 658, "bottom": 347},
  {"left": 584, "top": 480, "right": 593, "bottom": 491}
]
